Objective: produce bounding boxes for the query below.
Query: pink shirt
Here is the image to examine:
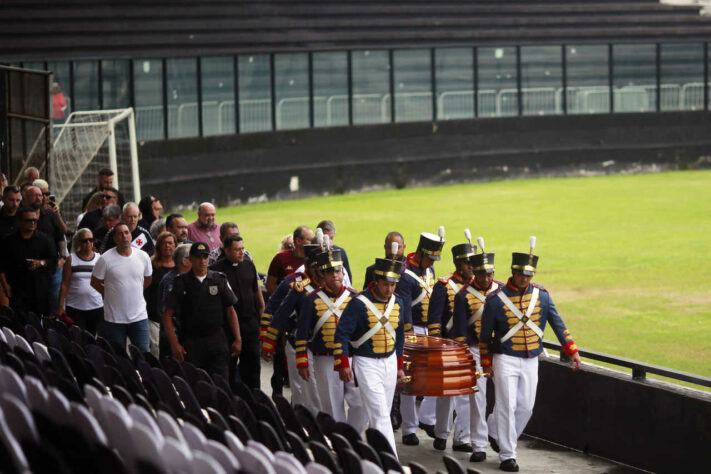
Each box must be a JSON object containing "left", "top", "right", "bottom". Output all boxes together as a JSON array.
[{"left": 187, "top": 220, "right": 221, "bottom": 251}]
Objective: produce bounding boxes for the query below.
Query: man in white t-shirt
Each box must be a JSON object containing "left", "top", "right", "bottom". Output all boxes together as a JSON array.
[{"left": 91, "top": 222, "right": 153, "bottom": 352}]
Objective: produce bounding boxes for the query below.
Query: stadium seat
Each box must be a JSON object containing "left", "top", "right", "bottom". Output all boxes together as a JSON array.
[{"left": 443, "top": 454, "right": 466, "bottom": 474}]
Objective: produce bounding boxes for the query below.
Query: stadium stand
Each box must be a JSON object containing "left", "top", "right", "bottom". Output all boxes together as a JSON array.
[{"left": 2, "top": 0, "right": 711, "bottom": 60}]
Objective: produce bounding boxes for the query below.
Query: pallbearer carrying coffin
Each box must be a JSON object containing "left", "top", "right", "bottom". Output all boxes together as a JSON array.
[
  {"left": 296, "top": 246, "right": 367, "bottom": 433},
  {"left": 452, "top": 236, "right": 504, "bottom": 463},
  {"left": 334, "top": 246, "right": 406, "bottom": 457},
  {"left": 397, "top": 228, "right": 444, "bottom": 444},
  {"left": 429, "top": 229, "right": 477, "bottom": 453}
]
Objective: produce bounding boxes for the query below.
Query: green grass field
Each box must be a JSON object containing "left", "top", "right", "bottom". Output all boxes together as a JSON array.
[{"left": 182, "top": 170, "right": 711, "bottom": 380}]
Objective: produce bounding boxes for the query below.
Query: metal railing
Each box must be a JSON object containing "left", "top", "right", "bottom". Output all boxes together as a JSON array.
[
  {"left": 133, "top": 81, "right": 710, "bottom": 139},
  {"left": 542, "top": 339, "right": 711, "bottom": 389}
]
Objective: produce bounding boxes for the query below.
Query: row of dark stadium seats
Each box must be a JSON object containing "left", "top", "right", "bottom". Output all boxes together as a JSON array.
[{"left": 0, "top": 305, "right": 477, "bottom": 474}]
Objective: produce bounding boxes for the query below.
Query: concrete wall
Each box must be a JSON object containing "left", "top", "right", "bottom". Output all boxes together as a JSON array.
[
  {"left": 138, "top": 111, "right": 711, "bottom": 209},
  {"left": 525, "top": 358, "right": 711, "bottom": 473}
]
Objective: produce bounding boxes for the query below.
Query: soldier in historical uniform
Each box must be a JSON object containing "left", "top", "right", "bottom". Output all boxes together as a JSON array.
[
  {"left": 429, "top": 231, "right": 477, "bottom": 452},
  {"left": 397, "top": 228, "right": 444, "bottom": 445},
  {"left": 296, "top": 247, "right": 366, "bottom": 432},
  {"left": 479, "top": 237, "right": 581, "bottom": 472},
  {"left": 452, "top": 237, "right": 504, "bottom": 463},
  {"left": 334, "top": 252, "right": 406, "bottom": 457},
  {"left": 162, "top": 242, "right": 242, "bottom": 381},
  {"left": 261, "top": 243, "right": 323, "bottom": 413}
]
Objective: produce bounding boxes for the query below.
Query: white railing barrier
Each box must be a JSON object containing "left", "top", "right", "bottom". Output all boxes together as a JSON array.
[{"left": 133, "top": 81, "right": 711, "bottom": 137}]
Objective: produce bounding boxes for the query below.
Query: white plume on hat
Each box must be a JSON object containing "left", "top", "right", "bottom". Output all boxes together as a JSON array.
[
  {"left": 464, "top": 228, "right": 472, "bottom": 243},
  {"left": 391, "top": 241, "right": 398, "bottom": 257},
  {"left": 438, "top": 225, "right": 445, "bottom": 241},
  {"left": 477, "top": 236, "right": 485, "bottom": 253},
  {"left": 529, "top": 236, "right": 537, "bottom": 254}
]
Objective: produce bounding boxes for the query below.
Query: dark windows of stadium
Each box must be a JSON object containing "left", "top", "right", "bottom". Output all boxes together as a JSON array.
[
  {"left": 166, "top": 58, "right": 199, "bottom": 139},
  {"left": 613, "top": 43, "right": 657, "bottom": 113},
  {"left": 200, "top": 56, "right": 236, "bottom": 136},
  {"left": 352, "top": 50, "right": 391, "bottom": 125},
  {"left": 72, "top": 60, "right": 100, "bottom": 112},
  {"left": 133, "top": 58, "right": 164, "bottom": 141},
  {"left": 238, "top": 54, "right": 272, "bottom": 133},
  {"left": 435, "top": 48, "right": 474, "bottom": 121},
  {"left": 313, "top": 51, "right": 349, "bottom": 128},
  {"left": 520, "top": 46, "right": 563, "bottom": 117},
  {"left": 478, "top": 46, "right": 518, "bottom": 117},
  {"left": 660, "top": 43, "right": 704, "bottom": 112},
  {"left": 393, "top": 49, "right": 432, "bottom": 123},
  {"left": 9, "top": 41, "right": 711, "bottom": 141},
  {"left": 566, "top": 45, "right": 611, "bottom": 115},
  {"left": 275, "top": 53, "right": 309, "bottom": 131},
  {"left": 101, "top": 59, "right": 131, "bottom": 110}
]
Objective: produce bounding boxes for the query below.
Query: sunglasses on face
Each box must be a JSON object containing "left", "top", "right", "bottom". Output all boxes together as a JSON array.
[
  {"left": 23, "top": 218, "right": 38, "bottom": 223},
  {"left": 42, "top": 192, "right": 50, "bottom": 197}
]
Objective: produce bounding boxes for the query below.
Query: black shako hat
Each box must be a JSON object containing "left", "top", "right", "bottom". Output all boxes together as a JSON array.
[
  {"left": 471, "top": 235, "right": 495, "bottom": 273},
  {"left": 451, "top": 243, "right": 476, "bottom": 261},
  {"left": 304, "top": 244, "right": 323, "bottom": 266},
  {"left": 417, "top": 227, "right": 445, "bottom": 261},
  {"left": 316, "top": 248, "right": 343, "bottom": 271},
  {"left": 189, "top": 241, "right": 210, "bottom": 256},
  {"left": 372, "top": 258, "right": 405, "bottom": 282},
  {"left": 511, "top": 236, "right": 538, "bottom": 276},
  {"left": 471, "top": 253, "right": 495, "bottom": 273}
]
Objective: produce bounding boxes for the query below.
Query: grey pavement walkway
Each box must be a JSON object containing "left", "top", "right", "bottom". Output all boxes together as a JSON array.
[{"left": 258, "top": 358, "right": 642, "bottom": 474}]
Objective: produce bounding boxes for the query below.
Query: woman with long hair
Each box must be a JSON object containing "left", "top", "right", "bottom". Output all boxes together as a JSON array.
[{"left": 144, "top": 231, "right": 176, "bottom": 356}]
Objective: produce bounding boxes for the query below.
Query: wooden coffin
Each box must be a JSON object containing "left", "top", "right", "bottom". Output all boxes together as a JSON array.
[{"left": 399, "top": 334, "right": 479, "bottom": 397}]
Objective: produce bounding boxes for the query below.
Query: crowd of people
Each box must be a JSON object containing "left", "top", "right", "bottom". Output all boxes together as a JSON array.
[{"left": 0, "top": 167, "right": 583, "bottom": 472}]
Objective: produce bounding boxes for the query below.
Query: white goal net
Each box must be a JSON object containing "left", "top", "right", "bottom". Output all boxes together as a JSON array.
[{"left": 49, "top": 108, "right": 140, "bottom": 229}]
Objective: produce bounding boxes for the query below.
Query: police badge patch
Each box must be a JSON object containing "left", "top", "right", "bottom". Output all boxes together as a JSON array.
[{"left": 209, "top": 285, "right": 218, "bottom": 295}]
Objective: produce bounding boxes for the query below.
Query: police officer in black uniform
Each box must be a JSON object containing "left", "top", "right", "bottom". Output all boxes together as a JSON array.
[{"left": 163, "top": 241, "right": 242, "bottom": 380}]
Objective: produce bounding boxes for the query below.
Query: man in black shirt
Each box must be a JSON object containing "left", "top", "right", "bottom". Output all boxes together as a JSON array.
[
  {"left": 163, "top": 242, "right": 242, "bottom": 380},
  {"left": 78, "top": 187, "right": 120, "bottom": 232},
  {"left": 24, "top": 185, "right": 66, "bottom": 259},
  {"left": 0, "top": 207, "right": 57, "bottom": 316},
  {"left": 210, "top": 234, "right": 265, "bottom": 389},
  {"left": 80, "top": 168, "right": 125, "bottom": 211},
  {"left": 0, "top": 186, "right": 21, "bottom": 238},
  {"left": 25, "top": 185, "right": 66, "bottom": 314}
]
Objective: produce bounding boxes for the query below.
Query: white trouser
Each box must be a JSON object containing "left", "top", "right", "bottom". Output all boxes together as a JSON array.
[
  {"left": 314, "top": 354, "right": 368, "bottom": 434},
  {"left": 468, "top": 346, "right": 490, "bottom": 452},
  {"left": 401, "top": 325, "right": 436, "bottom": 435},
  {"left": 352, "top": 353, "right": 399, "bottom": 458},
  {"left": 434, "top": 394, "right": 470, "bottom": 445},
  {"left": 492, "top": 353, "right": 538, "bottom": 462},
  {"left": 285, "top": 343, "right": 321, "bottom": 415}
]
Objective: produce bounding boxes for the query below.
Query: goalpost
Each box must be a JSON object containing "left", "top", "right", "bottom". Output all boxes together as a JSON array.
[{"left": 49, "top": 108, "right": 141, "bottom": 229}]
